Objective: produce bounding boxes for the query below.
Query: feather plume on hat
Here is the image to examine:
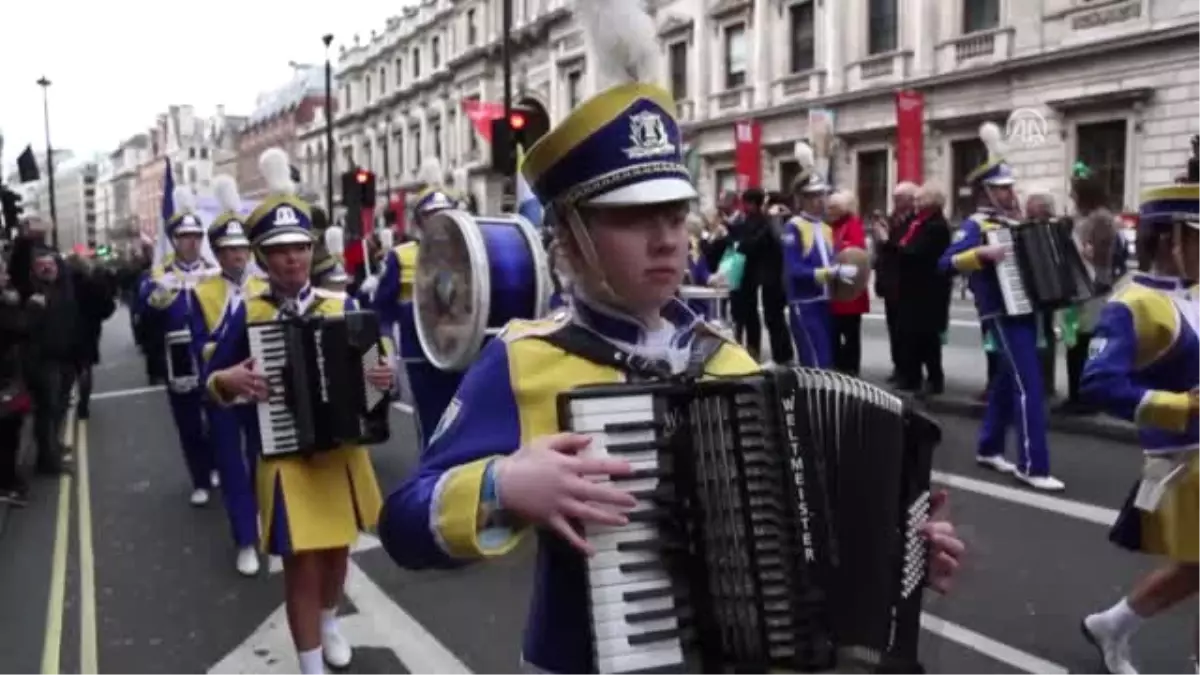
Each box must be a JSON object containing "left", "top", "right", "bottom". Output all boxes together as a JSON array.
[
  {"left": 794, "top": 141, "right": 815, "bottom": 171},
  {"left": 418, "top": 157, "right": 444, "bottom": 188},
  {"left": 213, "top": 175, "right": 241, "bottom": 214},
  {"left": 259, "top": 147, "right": 296, "bottom": 195},
  {"left": 173, "top": 185, "right": 196, "bottom": 215},
  {"left": 573, "top": 0, "right": 661, "bottom": 89},
  {"left": 452, "top": 167, "right": 468, "bottom": 190},
  {"left": 377, "top": 227, "right": 394, "bottom": 252},
  {"left": 979, "top": 121, "right": 1005, "bottom": 162},
  {"left": 324, "top": 225, "right": 345, "bottom": 258}
]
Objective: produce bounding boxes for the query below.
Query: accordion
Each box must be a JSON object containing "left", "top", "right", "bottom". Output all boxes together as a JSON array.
[
  {"left": 986, "top": 218, "right": 1095, "bottom": 316},
  {"left": 558, "top": 367, "right": 940, "bottom": 674},
  {"left": 247, "top": 310, "right": 390, "bottom": 458},
  {"left": 165, "top": 329, "right": 198, "bottom": 393}
]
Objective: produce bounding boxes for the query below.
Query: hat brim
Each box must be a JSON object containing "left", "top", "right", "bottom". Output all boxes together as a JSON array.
[
  {"left": 984, "top": 177, "right": 1016, "bottom": 186},
  {"left": 584, "top": 177, "right": 698, "bottom": 207},
  {"left": 214, "top": 237, "right": 251, "bottom": 248},
  {"left": 173, "top": 226, "right": 205, "bottom": 236},
  {"left": 257, "top": 231, "right": 315, "bottom": 247}
]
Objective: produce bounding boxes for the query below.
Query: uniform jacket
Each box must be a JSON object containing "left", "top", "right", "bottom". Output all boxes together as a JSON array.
[
  {"left": 938, "top": 209, "right": 1012, "bottom": 319},
  {"left": 1082, "top": 273, "right": 1198, "bottom": 454},
  {"left": 781, "top": 213, "right": 834, "bottom": 304},
  {"left": 373, "top": 241, "right": 421, "bottom": 354},
  {"left": 377, "top": 297, "right": 759, "bottom": 674},
  {"left": 189, "top": 271, "right": 269, "bottom": 369}
]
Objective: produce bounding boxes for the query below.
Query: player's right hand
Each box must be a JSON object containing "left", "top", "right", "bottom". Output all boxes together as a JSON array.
[
  {"left": 493, "top": 432, "right": 637, "bottom": 556},
  {"left": 976, "top": 244, "right": 1008, "bottom": 263},
  {"left": 216, "top": 358, "right": 269, "bottom": 402}
]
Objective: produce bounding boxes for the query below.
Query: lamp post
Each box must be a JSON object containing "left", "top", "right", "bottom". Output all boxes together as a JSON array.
[
  {"left": 36, "top": 76, "right": 58, "bottom": 249},
  {"left": 501, "top": 0, "right": 513, "bottom": 187},
  {"left": 322, "top": 34, "right": 335, "bottom": 216}
]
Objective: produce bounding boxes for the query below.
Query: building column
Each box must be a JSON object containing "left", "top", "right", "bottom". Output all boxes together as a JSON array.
[{"left": 752, "top": 0, "right": 771, "bottom": 107}]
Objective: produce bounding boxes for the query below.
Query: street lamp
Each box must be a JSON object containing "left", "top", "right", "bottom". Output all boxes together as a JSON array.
[
  {"left": 36, "top": 76, "right": 58, "bottom": 249},
  {"left": 322, "top": 34, "right": 335, "bottom": 216}
]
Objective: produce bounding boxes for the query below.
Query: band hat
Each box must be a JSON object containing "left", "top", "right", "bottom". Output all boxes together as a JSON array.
[
  {"left": 968, "top": 122, "right": 1017, "bottom": 187},
  {"left": 166, "top": 186, "right": 206, "bottom": 237},
  {"left": 310, "top": 225, "right": 344, "bottom": 281},
  {"left": 1138, "top": 184, "right": 1199, "bottom": 231},
  {"left": 415, "top": 188, "right": 456, "bottom": 214},
  {"left": 791, "top": 141, "right": 830, "bottom": 195},
  {"left": 246, "top": 148, "right": 315, "bottom": 248},
  {"left": 208, "top": 174, "right": 251, "bottom": 248},
  {"left": 314, "top": 261, "right": 349, "bottom": 286},
  {"left": 521, "top": 81, "right": 697, "bottom": 207}
]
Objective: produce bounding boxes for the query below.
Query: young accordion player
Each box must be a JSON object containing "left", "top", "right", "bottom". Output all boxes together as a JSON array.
[
  {"left": 378, "top": 1, "right": 963, "bottom": 673},
  {"left": 204, "top": 148, "right": 394, "bottom": 675}
]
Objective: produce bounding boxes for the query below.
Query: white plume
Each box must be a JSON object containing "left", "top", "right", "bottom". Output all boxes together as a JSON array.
[
  {"left": 452, "top": 167, "right": 469, "bottom": 190},
  {"left": 324, "top": 225, "right": 345, "bottom": 257},
  {"left": 172, "top": 186, "right": 196, "bottom": 214},
  {"left": 418, "top": 157, "right": 444, "bottom": 187},
  {"left": 979, "top": 121, "right": 1005, "bottom": 159},
  {"left": 213, "top": 175, "right": 241, "bottom": 214},
  {"left": 794, "top": 141, "right": 815, "bottom": 170},
  {"left": 378, "top": 227, "right": 394, "bottom": 252},
  {"left": 573, "top": 0, "right": 661, "bottom": 90},
  {"left": 259, "top": 147, "right": 296, "bottom": 195}
]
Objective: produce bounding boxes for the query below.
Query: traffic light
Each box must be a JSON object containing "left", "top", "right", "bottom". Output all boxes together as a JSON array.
[
  {"left": 0, "top": 185, "right": 24, "bottom": 231},
  {"left": 341, "top": 168, "right": 376, "bottom": 210},
  {"left": 490, "top": 111, "right": 530, "bottom": 176}
]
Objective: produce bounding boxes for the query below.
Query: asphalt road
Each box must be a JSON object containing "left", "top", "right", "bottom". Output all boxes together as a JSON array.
[{"left": 0, "top": 306, "right": 1193, "bottom": 675}]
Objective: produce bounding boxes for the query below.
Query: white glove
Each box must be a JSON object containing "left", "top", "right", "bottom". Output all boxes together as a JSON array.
[
  {"left": 835, "top": 264, "right": 859, "bottom": 282},
  {"left": 360, "top": 275, "right": 380, "bottom": 298}
]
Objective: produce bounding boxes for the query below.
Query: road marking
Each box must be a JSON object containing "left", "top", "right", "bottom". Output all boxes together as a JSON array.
[
  {"left": 77, "top": 418, "right": 98, "bottom": 674},
  {"left": 921, "top": 612, "right": 1069, "bottom": 674},
  {"left": 92, "top": 385, "right": 165, "bottom": 401},
  {"left": 932, "top": 470, "right": 1119, "bottom": 526},
  {"left": 864, "top": 312, "right": 979, "bottom": 329},
  {"left": 40, "top": 403, "right": 77, "bottom": 674},
  {"left": 209, "top": 562, "right": 471, "bottom": 674}
]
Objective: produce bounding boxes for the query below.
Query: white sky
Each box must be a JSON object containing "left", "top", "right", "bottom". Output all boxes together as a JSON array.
[{"left": 0, "top": 0, "right": 404, "bottom": 171}]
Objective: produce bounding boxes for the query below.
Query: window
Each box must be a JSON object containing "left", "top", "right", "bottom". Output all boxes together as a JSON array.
[
  {"left": 950, "top": 136, "right": 988, "bottom": 220},
  {"left": 393, "top": 132, "right": 404, "bottom": 177},
  {"left": 723, "top": 23, "right": 747, "bottom": 89},
  {"left": 412, "top": 48, "right": 421, "bottom": 79},
  {"left": 789, "top": 1, "right": 816, "bottom": 73},
  {"left": 856, "top": 150, "right": 890, "bottom": 219},
  {"left": 778, "top": 160, "right": 800, "bottom": 194},
  {"left": 962, "top": 0, "right": 1000, "bottom": 34},
  {"left": 467, "top": 8, "right": 477, "bottom": 44},
  {"left": 668, "top": 42, "right": 688, "bottom": 100},
  {"left": 715, "top": 168, "right": 739, "bottom": 203},
  {"left": 432, "top": 120, "right": 443, "bottom": 160},
  {"left": 365, "top": 76, "right": 372, "bottom": 103},
  {"left": 563, "top": 70, "right": 584, "bottom": 108},
  {"left": 432, "top": 36, "right": 441, "bottom": 69},
  {"left": 343, "top": 84, "right": 352, "bottom": 110},
  {"left": 379, "top": 66, "right": 388, "bottom": 95},
  {"left": 412, "top": 127, "right": 422, "bottom": 167},
  {"left": 395, "top": 58, "right": 403, "bottom": 86},
  {"left": 868, "top": 0, "right": 898, "bottom": 55},
  {"left": 1076, "top": 119, "right": 1128, "bottom": 211}
]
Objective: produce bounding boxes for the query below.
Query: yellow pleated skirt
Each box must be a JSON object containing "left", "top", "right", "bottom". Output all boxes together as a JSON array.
[
  {"left": 257, "top": 445, "right": 383, "bottom": 556},
  {"left": 1111, "top": 453, "right": 1198, "bottom": 563}
]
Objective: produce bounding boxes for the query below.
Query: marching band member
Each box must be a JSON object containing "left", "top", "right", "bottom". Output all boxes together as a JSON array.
[
  {"left": 312, "top": 225, "right": 351, "bottom": 294},
  {"left": 377, "top": 1, "right": 965, "bottom": 671},
  {"left": 204, "top": 148, "right": 392, "bottom": 674},
  {"left": 373, "top": 157, "right": 462, "bottom": 447},
  {"left": 140, "top": 185, "right": 221, "bottom": 505},
  {"left": 781, "top": 141, "right": 847, "bottom": 368},
  {"left": 1080, "top": 181, "right": 1198, "bottom": 674},
  {"left": 938, "top": 122, "right": 1064, "bottom": 491},
  {"left": 189, "top": 175, "right": 265, "bottom": 576}
]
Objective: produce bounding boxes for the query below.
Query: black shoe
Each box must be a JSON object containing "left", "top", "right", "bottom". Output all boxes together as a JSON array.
[{"left": 76, "top": 406, "right": 89, "bottom": 420}]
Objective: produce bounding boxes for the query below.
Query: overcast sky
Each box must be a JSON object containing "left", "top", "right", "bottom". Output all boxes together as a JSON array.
[{"left": 0, "top": 0, "right": 404, "bottom": 171}]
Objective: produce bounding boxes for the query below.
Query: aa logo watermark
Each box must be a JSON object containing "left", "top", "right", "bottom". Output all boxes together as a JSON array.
[{"left": 1005, "top": 108, "right": 1049, "bottom": 148}]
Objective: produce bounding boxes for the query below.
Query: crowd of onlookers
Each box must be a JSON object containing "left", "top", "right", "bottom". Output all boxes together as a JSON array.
[{"left": 0, "top": 227, "right": 121, "bottom": 507}]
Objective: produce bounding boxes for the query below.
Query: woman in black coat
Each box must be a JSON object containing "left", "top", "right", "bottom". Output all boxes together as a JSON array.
[{"left": 896, "top": 183, "right": 953, "bottom": 394}]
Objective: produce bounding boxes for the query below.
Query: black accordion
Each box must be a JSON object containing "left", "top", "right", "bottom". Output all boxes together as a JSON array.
[
  {"left": 247, "top": 310, "right": 390, "bottom": 458},
  {"left": 558, "top": 367, "right": 940, "bottom": 674},
  {"left": 986, "top": 218, "right": 1095, "bottom": 316}
]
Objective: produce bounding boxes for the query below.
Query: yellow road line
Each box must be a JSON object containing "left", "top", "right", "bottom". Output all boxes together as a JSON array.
[
  {"left": 78, "top": 418, "right": 98, "bottom": 674},
  {"left": 40, "top": 402, "right": 77, "bottom": 674}
]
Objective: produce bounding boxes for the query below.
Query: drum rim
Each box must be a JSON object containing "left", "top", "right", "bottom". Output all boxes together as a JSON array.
[
  {"left": 414, "top": 209, "right": 491, "bottom": 372},
  {"left": 678, "top": 284, "right": 729, "bottom": 300}
]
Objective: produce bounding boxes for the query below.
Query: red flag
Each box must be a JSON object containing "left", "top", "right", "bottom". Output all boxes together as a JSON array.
[
  {"left": 462, "top": 99, "right": 506, "bottom": 143},
  {"left": 733, "top": 119, "right": 762, "bottom": 192},
  {"left": 895, "top": 90, "right": 925, "bottom": 184}
]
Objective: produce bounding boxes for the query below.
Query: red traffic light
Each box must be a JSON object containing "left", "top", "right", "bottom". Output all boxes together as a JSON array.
[
  {"left": 509, "top": 112, "right": 527, "bottom": 130},
  {"left": 355, "top": 170, "right": 370, "bottom": 184}
]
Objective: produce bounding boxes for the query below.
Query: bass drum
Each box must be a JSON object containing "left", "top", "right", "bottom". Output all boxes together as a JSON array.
[{"left": 414, "top": 210, "right": 552, "bottom": 371}]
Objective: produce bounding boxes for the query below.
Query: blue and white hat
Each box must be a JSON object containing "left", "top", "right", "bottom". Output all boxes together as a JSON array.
[
  {"left": 208, "top": 175, "right": 250, "bottom": 248},
  {"left": 968, "top": 122, "right": 1016, "bottom": 187},
  {"left": 166, "top": 186, "right": 205, "bottom": 238},
  {"left": 246, "top": 148, "right": 315, "bottom": 248}
]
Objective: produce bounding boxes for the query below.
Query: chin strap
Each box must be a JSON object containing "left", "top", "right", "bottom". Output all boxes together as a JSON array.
[{"left": 562, "top": 204, "right": 622, "bottom": 306}]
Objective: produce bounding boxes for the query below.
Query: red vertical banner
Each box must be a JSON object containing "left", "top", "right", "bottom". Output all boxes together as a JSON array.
[
  {"left": 733, "top": 119, "right": 762, "bottom": 193},
  {"left": 895, "top": 90, "right": 925, "bottom": 184}
]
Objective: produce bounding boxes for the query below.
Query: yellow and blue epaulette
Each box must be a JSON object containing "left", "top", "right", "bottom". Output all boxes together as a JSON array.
[{"left": 497, "top": 312, "right": 571, "bottom": 343}]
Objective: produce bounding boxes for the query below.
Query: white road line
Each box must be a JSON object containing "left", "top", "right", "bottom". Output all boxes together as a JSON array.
[
  {"left": 92, "top": 385, "right": 166, "bottom": 401},
  {"left": 921, "top": 613, "right": 1069, "bottom": 674},
  {"left": 932, "top": 470, "right": 1119, "bottom": 527}
]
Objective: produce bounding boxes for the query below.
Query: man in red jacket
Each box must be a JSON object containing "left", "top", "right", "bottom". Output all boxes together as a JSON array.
[{"left": 827, "top": 191, "right": 869, "bottom": 375}]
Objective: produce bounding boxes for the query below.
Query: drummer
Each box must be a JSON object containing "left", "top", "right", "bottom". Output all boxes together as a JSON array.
[{"left": 373, "top": 157, "right": 466, "bottom": 448}]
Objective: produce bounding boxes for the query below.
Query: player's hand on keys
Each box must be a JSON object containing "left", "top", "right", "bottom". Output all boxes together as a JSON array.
[
  {"left": 922, "top": 489, "right": 965, "bottom": 594},
  {"left": 217, "top": 358, "right": 269, "bottom": 402},
  {"left": 365, "top": 363, "right": 393, "bottom": 391},
  {"left": 976, "top": 244, "right": 1007, "bottom": 263},
  {"left": 494, "top": 432, "right": 637, "bottom": 556}
]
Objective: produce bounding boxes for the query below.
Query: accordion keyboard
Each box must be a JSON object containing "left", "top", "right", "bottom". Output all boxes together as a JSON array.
[
  {"left": 567, "top": 392, "right": 687, "bottom": 675},
  {"left": 985, "top": 228, "right": 1032, "bottom": 316},
  {"left": 248, "top": 324, "right": 300, "bottom": 457}
]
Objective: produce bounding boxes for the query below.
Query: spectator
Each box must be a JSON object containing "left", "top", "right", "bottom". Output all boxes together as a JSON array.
[
  {"left": 0, "top": 258, "right": 32, "bottom": 505},
  {"left": 69, "top": 256, "right": 117, "bottom": 420},
  {"left": 22, "top": 240, "right": 78, "bottom": 475},
  {"left": 871, "top": 182, "right": 918, "bottom": 382},
  {"left": 827, "top": 190, "right": 868, "bottom": 375},
  {"left": 896, "top": 182, "right": 952, "bottom": 394},
  {"left": 732, "top": 188, "right": 792, "bottom": 364},
  {"left": 1025, "top": 191, "right": 1060, "bottom": 398}
]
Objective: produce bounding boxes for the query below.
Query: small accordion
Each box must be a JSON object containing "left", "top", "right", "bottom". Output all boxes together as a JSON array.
[
  {"left": 986, "top": 218, "right": 1095, "bottom": 316},
  {"left": 247, "top": 310, "right": 390, "bottom": 458},
  {"left": 558, "top": 367, "right": 940, "bottom": 674}
]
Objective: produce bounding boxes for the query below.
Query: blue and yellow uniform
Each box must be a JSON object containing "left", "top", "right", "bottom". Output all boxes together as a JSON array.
[
  {"left": 1082, "top": 184, "right": 1199, "bottom": 562},
  {"left": 938, "top": 125, "right": 1055, "bottom": 483},
  {"left": 141, "top": 199, "right": 220, "bottom": 492},
  {"left": 782, "top": 211, "right": 834, "bottom": 367},
  {"left": 378, "top": 300, "right": 757, "bottom": 672}
]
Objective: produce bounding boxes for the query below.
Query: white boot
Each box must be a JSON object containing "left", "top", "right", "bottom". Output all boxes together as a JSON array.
[
  {"left": 321, "top": 609, "right": 352, "bottom": 668},
  {"left": 1082, "top": 615, "right": 1138, "bottom": 674},
  {"left": 235, "top": 546, "right": 260, "bottom": 576},
  {"left": 210, "top": 470, "right": 221, "bottom": 489},
  {"left": 190, "top": 488, "right": 210, "bottom": 506}
]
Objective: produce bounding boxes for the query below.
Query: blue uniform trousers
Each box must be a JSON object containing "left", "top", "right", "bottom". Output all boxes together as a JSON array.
[
  {"left": 979, "top": 315, "right": 1051, "bottom": 476},
  {"left": 205, "top": 403, "right": 258, "bottom": 548},
  {"left": 391, "top": 307, "right": 464, "bottom": 451},
  {"left": 788, "top": 301, "right": 832, "bottom": 368},
  {"left": 167, "top": 389, "right": 213, "bottom": 490}
]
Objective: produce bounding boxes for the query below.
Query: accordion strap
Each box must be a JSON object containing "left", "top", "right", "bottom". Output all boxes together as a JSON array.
[{"left": 533, "top": 324, "right": 724, "bottom": 381}]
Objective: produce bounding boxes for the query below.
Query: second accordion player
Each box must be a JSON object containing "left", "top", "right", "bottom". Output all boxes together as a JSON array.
[{"left": 558, "top": 367, "right": 941, "bottom": 674}]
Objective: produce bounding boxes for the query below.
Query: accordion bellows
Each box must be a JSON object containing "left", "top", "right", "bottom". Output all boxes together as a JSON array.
[{"left": 559, "top": 367, "right": 941, "bottom": 674}]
